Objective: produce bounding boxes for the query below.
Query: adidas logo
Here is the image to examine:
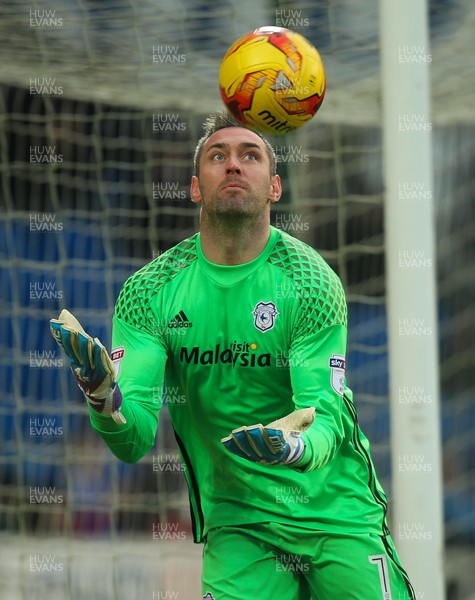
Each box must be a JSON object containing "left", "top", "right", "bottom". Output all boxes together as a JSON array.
[{"left": 168, "top": 310, "right": 193, "bottom": 328}]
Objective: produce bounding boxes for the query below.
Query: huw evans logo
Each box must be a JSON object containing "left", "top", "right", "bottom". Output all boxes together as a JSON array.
[
  {"left": 152, "top": 113, "right": 187, "bottom": 132},
  {"left": 30, "top": 9, "right": 63, "bottom": 29},
  {"left": 30, "top": 145, "right": 63, "bottom": 163},
  {"left": 153, "top": 181, "right": 187, "bottom": 201},
  {"left": 29, "top": 554, "right": 64, "bottom": 573},
  {"left": 152, "top": 46, "right": 186, "bottom": 64},
  {"left": 30, "top": 77, "right": 63, "bottom": 97},
  {"left": 180, "top": 341, "right": 270, "bottom": 367}
]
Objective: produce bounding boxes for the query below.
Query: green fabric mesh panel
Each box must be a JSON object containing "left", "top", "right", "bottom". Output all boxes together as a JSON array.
[
  {"left": 268, "top": 231, "right": 347, "bottom": 338},
  {"left": 114, "top": 234, "right": 199, "bottom": 334},
  {"left": 115, "top": 229, "right": 346, "bottom": 338}
]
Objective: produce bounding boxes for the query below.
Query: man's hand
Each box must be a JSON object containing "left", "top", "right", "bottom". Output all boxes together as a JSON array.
[
  {"left": 221, "top": 407, "right": 316, "bottom": 465},
  {"left": 50, "top": 309, "right": 126, "bottom": 424}
]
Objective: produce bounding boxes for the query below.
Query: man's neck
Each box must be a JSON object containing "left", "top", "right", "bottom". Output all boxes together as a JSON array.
[{"left": 199, "top": 215, "right": 271, "bottom": 266}]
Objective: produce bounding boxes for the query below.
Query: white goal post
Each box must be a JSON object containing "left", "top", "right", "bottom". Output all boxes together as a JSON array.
[{"left": 380, "top": 1, "right": 444, "bottom": 598}]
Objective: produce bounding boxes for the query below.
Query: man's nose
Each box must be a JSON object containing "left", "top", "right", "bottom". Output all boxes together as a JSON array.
[{"left": 226, "top": 154, "right": 242, "bottom": 174}]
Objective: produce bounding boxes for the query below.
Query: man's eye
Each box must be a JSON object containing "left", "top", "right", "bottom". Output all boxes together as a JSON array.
[
  {"left": 212, "top": 153, "right": 225, "bottom": 161},
  {"left": 244, "top": 153, "right": 257, "bottom": 160}
]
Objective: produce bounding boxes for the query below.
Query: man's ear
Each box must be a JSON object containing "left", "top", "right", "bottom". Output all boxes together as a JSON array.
[
  {"left": 269, "top": 174, "right": 282, "bottom": 204},
  {"left": 190, "top": 176, "right": 202, "bottom": 204}
]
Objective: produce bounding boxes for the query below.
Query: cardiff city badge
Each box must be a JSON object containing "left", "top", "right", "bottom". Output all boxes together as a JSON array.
[
  {"left": 329, "top": 354, "right": 346, "bottom": 396},
  {"left": 252, "top": 301, "right": 279, "bottom": 332}
]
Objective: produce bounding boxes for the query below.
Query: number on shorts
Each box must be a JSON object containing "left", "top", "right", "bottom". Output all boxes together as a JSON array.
[{"left": 369, "top": 554, "right": 393, "bottom": 600}]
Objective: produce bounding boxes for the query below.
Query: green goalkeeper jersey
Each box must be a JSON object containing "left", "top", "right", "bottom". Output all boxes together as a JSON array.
[{"left": 90, "top": 226, "right": 389, "bottom": 543}]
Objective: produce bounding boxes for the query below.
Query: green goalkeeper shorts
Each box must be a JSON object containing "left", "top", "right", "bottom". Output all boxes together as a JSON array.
[{"left": 201, "top": 522, "right": 415, "bottom": 600}]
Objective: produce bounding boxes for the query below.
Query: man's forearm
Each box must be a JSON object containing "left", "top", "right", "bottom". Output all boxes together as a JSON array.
[{"left": 89, "top": 396, "right": 159, "bottom": 463}]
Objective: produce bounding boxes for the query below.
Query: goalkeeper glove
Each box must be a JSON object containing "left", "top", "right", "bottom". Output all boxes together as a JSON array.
[
  {"left": 50, "top": 309, "right": 126, "bottom": 424},
  {"left": 221, "top": 407, "right": 315, "bottom": 465}
]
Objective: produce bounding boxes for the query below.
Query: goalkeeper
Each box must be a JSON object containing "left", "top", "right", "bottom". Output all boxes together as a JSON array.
[{"left": 51, "top": 112, "right": 415, "bottom": 600}]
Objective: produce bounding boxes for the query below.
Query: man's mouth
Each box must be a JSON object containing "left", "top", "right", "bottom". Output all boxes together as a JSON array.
[{"left": 222, "top": 181, "right": 246, "bottom": 191}]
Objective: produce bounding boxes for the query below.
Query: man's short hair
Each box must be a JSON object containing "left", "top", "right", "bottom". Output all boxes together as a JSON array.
[{"left": 193, "top": 111, "right": 277, "bottom": 177}]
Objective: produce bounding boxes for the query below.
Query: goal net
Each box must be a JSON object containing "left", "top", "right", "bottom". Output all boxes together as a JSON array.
[{"left": 0, "top": 0, "right": 474, "bottom": 598}]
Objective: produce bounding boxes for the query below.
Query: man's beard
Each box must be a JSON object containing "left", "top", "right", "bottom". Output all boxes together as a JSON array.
[{"left": 200, "top": 186, "right": 269, "bottom": 222}]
